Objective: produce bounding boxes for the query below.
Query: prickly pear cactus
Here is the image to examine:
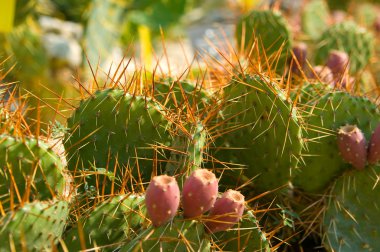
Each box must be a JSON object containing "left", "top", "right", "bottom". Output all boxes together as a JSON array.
[
  {"left": 301, "top": 0, "right": 330, "bottom": 40},
  {"left": 0, "top": 200, "right": 69, "bottom": 251},
  {"left": 315, "top": 21, "right": 374, "bottom": 74},
  {"left": 64, "top": 88, "right": 173, "bottom": 193},
  {"left": 120, "top": 217, "right": 210, "bottom": 251},
  {"left": 63, "top": 194, "right": 146, "bottom": 250},
  {"left": 215, "top": 74, "right": 303, "bottom": 193},
  {"left": 323, "top": 165, "right": 380, "bottom": 251},
  {"left": 165, "top": 122, "right": 207, "bottom": 183},
  {"left": 214, "top": 210, "right": 271, "bottom": 251},
  {"left": 153, "top": 79, "right": 215, "bottom": 116},
  {"left": 1, "top": 22, "right": 48, "bottom": 83},
  {"left": 0, "top": 135, "right": 66, "bottom": 208},
  {"left": 294, "top": 92, "right": 380, "bottom": 193},
  {"left": 236, "top": 10, "right": 292, "bottom": 72}
]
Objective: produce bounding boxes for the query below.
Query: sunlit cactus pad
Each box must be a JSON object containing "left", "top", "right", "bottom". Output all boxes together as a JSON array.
[
  {"left": 215, "top": 74, "right": 303, "bottom": 193},
  {"left": 323, "top": 166, "right": 380, "bottom": 251},
  {"left": 0, "top": 135, "right": 66, "bottom": 208},
  {"left": 64, "top": 88, "right": 173, "bottom": 192},
  {"left": 294, "top": 92, "right": 380, "bottom": 193}
]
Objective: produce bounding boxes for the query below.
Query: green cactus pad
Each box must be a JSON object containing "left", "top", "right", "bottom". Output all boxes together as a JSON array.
[
  {"left": 63, "top": 194, "right": 146, "bottom": 250},
  {"left": 236, "top": 10, "right": 292, "bottom": 72},
  {"left": 323, "top": 165, "right": 380, "bottom": 251},
  {"left": 120, "top": 217, "right": 210, "bottom": 252},
  {"left": 293, "top": 92, "right": 380, "bottom": 193},
  {"left": 213, "top": 210, "right": 271, "bottom": 251},
  {"left": 166, "top": 122, "right": 207, "bottom": 186},
  {"left": 153, "top": 78, "right": 215, "bottom": 116},
  {"left": 315, "top": 21, "right": 374, "bottom": 74},
  {"left": 0, "top": 200, "right": 69, "bottom": 251},
  {"left": 0, "top": 135, "right": 66, "bottom": 208},
  {"left": 292, "top": 82, "right": 332, "bottom": 105},
  {"left": 64, "top": 88, "right": 172, "bottom": 192},
  {"left": 301, "top": 0, "right": 330, "bottom": 40},
  {"left": 215, "top": 74, "right": 303, "bottom": 193}
]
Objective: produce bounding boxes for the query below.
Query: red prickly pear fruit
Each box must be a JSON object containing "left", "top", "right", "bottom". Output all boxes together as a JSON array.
[
  {"left": 368, "top": 124, "right": 380, "bottom": 165},
  {"left": 182, "top": 169, "right": 218, "bottom": 218},
  {"left": 290, "top": 42, "right": 307, "bottom": 75},
  {"left": 145, "top": 175, "right": 180, "bottom": 227},
  {"left": 337, "top": 125, "right": 367, "bottom": 170},
  {"left": 326, "top": 50, "right": 350, "bottom": 77},
  {"left": 204, "top": 189, "right": 245, "bottom": 234},
  {"left": 308, "top": 65, "right": 334, "bottom": 86}
]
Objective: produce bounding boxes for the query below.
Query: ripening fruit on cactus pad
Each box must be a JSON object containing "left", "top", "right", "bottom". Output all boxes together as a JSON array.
[
  {"left": 182, "top": 169, "right": 218, "bottom": 218},
  {"left": 204, "top": 190, "right": 245, "bottom": 234},
  {"left": 145, "top": 175, "right": 180, "bottom": 227},
  {"left": 337, "top": 125, "right": 367, "bottom": 170},
  {"left": 368, "top": 123, "right": 380, "bottom": 165}
]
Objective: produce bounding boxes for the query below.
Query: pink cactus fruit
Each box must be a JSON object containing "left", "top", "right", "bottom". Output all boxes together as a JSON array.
[
  {"left": 308, "top": 65, "right": 334, "bottom": 86},
  {"left": 145, "top": 175, "right": 180, "bottom": 227},
  {"left": 204, "top": 189, "right": 245, "bottom": 234},
  {"left": 326, "top": 50, "right": 350, "bottom": 77},
  {"left": 182, "top": 169, "right": 218, "bottom": 218},
  {"left": 374, "top": 15, "right": 380, "bottom": 33},
  {"left": 290, "top": 42, "right": 307, "bottom": 75},
  {"left": 368, "top": 123, "right": 380, "bottom": 165},
  {"left": 337, "top": 125, "right": 367, "bottom": 170}
]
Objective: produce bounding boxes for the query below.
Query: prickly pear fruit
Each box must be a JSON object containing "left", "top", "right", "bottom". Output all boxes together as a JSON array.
[
  {"left": 337, "top": 125, "right": 367, "bottom": 170},
  {"left": 326, "top": 50, "right": 350, "bottom": 77},
  {"left": 368, "top": 124, "right": 380, "bottom": 164},
  {"left": 182, "top": 169, "right": 218, "bottom": 218},
  {"left": 145, "top": 175, "right": 180, "bottom": 227},
  {"left": 290, "top": 42, "right": 307, "bottom": 75},
  {"left": 205, "top": 189, "right": 245, "bottom": 234},
  {"left": 308, "top": 66, "right": 334, "bottom": 85}
]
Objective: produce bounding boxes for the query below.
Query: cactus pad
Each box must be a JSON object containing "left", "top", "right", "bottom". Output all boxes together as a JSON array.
[
  {"left": 121, "top": 217, "right": 210, "bottom": 251},
  {"left": 0, "top": 135, "right": 66, "bottom": 208},
  {"left": 236, "top": 10, "right": 292, "bottom": 72},
  {"left": 301, "top": 0, "right": 330, "bottom": 40},
  {"left": 64, "top": 88, "right": 172, "bottom": 192},
  {"left": 315, "top": 21, "right": 374, "bottom": 74},
  {"left": 323, "top": 165, "right": 380, "bottom": 251},
  {"left": 294, "top": 92, "right": 380, "bottom": 193},
  {"left": 0, "top": 200, "right": 69, "bottom": 251},
  {"left": 63, "top": 194, "right": 146, "bottom": 250},
  {"left": 215, "top": 74, "right": 303, "bottom": 193}
]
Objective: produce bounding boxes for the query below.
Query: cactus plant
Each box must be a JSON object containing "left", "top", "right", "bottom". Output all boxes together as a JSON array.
[
  {"left": 214, "top": 74, "right": 303, "bottom": 193},
  {"left": 301, "top": 0, "right": 330, "bottom": 40},
  {"left": 64, "top": 88, "right": 173, "bottom": 193},
  {"left": 323, "top": 165, "right": 380, "bottom": 251},
  {"left": 63, "top": 194, "right": 146, "bottom": 250},
  {"left": 294, "top": 91, "right": 380, "bottom": 193},
  {"left": 236, "top": 10, "right": 292, "bottom": 72},
  {"left": 0, "top": 134, "right": 66, "bottom": 209},
  {"left": 315, "top": 21, "right": 374, "bottom": 74},
  {"left": 0, "top": 199, "right": 69, "bottom": 251}
]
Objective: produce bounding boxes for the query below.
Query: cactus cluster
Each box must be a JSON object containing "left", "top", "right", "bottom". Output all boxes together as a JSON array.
[{"left": 4, "top": 1, "right": 380, "bottom": 251}]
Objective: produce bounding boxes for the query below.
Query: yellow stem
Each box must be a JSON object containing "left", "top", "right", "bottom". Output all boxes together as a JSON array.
[
  {"left": 138, "top": 25, "right": 152, "bottom": 69},
  {"left": 0, "top": 0, "right": 16, "bottom": 33}
]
